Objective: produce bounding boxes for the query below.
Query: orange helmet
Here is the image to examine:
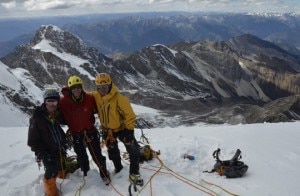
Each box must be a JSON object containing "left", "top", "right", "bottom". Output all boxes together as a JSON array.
[{"left": 95, "top": 73, "right": 112, "bottom": 86}]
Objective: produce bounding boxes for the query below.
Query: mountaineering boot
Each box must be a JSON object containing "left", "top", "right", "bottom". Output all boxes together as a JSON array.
[
  {"left": 43, "top": 178, "right": 59, "bottom": 196},
  {"left": 83, "top": 170, "right": 88, "bottom": 176},
  {"left": 112, "top": 158, "right": 123, "bottom": 173},
  {"left": 102, "top": 174, "right": 111, "bottom": 186},
  {"left": 100, "top": 170, "right": 111, "bottom": 186},
  {"left": 129, "top": 173, "right": 144, "bottom": 186},
  {"left": 57, "top": 170, "right": 66, "bottom": 179},
  {"left": 115, "top": 165, "right": 123, "bottom": 174}
]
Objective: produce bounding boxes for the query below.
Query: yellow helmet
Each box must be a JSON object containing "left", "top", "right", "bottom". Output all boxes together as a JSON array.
[
  {"left": 95, "top": 73, "right": 112, "bottom": 86},
  {"left": 68, "top": 75, "right": 83, "bottom": 88}
]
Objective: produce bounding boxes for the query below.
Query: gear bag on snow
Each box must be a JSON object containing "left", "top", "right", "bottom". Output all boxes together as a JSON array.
[
  {"left": 138, "top": 140, "right": 161, "bottom": 163},
  {"left": 122, "top": 143, "right": 160, "bottom": 163},
  {"left": 204, "top": 148, "right": 248, "bottom": 178},
  {"left": 139, "top": 144, "right": 153, "bottom": 162}
]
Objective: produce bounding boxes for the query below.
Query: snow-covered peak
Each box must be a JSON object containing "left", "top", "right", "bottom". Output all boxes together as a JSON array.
[
  {"left": 31, "top": 25, "right": 63, "bottom": 45},
  {"left": 30, "top": 24, "right": 87, "bottom": 56},
  {"left": 0, "top": 61, "right": 21, "bottom": 91}
]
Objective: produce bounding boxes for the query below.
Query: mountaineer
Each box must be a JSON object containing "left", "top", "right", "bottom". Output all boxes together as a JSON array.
[
  {"left": 59, "top": 75, "right": 110, "bottom": 185},
  {"left": 28, "top": 88, "right": 67, "bottom": 196},
  {"left": 93, "top": 73, "right": 143, "bottom": 186}
]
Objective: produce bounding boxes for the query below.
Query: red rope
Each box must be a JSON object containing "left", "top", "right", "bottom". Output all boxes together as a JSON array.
[
  {"left": 150, "top": 179, "right": 153, "bottom": 196},
  {"left": 85, "top": 132, "right": 124, "bottom": 196}
]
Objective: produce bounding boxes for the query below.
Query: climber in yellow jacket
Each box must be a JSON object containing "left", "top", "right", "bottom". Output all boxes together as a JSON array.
[{"left": 92, "top": 73, "right": 143, "bottom": 186}]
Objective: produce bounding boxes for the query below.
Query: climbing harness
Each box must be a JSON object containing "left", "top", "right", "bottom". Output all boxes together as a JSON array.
[{"left": 65, "top": 129, "right": 73, "bottom": 149}]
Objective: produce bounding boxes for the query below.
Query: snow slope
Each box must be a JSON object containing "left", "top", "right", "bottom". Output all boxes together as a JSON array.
[{"left": 1, "top": 121, "right": 300, "bottom": 196}]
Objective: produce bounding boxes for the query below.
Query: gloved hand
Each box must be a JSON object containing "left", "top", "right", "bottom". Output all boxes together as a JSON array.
[
  {"left": 123, "top": 129, "right": 135, "bottom": 144},
  {"left": 63, "top": 141, "right": 72, "bottom": 151},
  {"left": 100, "top": 127, "right": 108, "bottom": 139},
  {"left": 61, "top": 86, "right": 70, "bottom": 96},
  {"left": 36, "top": 151, "right": 45, "bottom": 161},
  {"left": 36, "top": 151, "right": 52, "bottom": 162},
  {"left": 43, "top": 152, "right": 53, "bottom": 162}
]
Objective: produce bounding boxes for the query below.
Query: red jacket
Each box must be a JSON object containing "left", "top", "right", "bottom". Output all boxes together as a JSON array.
[{"left": 59, "top": 91, "right": 97, "bottom": 134}]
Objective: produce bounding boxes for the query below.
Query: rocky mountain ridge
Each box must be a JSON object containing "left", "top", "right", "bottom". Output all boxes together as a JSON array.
[
  {"left": 1, "top": 25, "right": 300, "bottom": 126},
  {"left": 62, "top": 13, "right": 300, "bottom": 55},
  {"left": 1, "top": 12, "right": 300, "bottom": 58}
]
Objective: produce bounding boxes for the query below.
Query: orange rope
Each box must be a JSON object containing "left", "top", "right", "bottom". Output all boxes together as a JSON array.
[
  {"left": 122, "top": 150, "right": 238, "bottom": 196},
  {"left": 122, "top": 152, "right": 217, "bottom": 196},
  {"left": 137, "top": 153, "right": 164, "bottom": 195},
  {"left": 141, "top": 165, "right": 216, "bottom": 196},
  {"left": 141, "top": 164, "right": 239, "bottom": 196},
  {"left": 150, "top": 179, "right": 153, "bottom": 196},
  {"left": 201, "top": 179, "right": 239, "bottom": 196},
  {"left": 155, "top": 154, "right": 217, "bottom": 195}
]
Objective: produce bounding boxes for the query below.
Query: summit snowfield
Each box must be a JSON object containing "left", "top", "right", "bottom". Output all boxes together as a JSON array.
[{"left": 1, "top": 120, "right": 300, "bottom": 196}]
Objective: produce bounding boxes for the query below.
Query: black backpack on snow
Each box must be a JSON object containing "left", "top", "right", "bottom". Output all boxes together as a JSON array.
[{"left": 204, "top": 148, "right": 248, "bottom": 178}]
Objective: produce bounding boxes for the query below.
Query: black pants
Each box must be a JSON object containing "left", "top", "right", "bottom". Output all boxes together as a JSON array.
[
  {"left": 72, "top": 131, "right": 106, "bottom": 175},
  {"left": 43, "top": 153, "right": 63, "bottom": 179},
  {"left": 105, "top": 129, "right": 140, "bottom": 174}
]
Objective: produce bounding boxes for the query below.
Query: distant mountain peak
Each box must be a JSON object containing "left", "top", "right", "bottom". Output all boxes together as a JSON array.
[
  {"left": 30, "top": 25, "right": 63, "bottom": 45},
  {"left": 30, "top": 24, "right": 88, "bottom": 57}
]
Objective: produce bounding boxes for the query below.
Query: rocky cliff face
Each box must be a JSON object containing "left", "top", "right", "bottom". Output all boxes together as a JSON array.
[
  {"left": 1, "top": 25, "right": 300, "bottom": 126},
  {"left": 1, "top": 25, "right": 110, "bottom": 90},
  {"left": 226, "top": 34, "right": 300, "bottom": 98}
]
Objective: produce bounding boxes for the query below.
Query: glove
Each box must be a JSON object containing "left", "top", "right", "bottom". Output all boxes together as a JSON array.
[
  {"left": 42, "top": 152, "right": 53, "bottom": 162},
  {"left": 36, "top": 151, "right": 53, "bottom": 162},
  {"left": 100, "top": 127, "right": 108, "bottom": 139},
  {"left": 61, "top": 86, "right": 70, "bottom": 96},
  {"left": 36, "top": 152, "right": 44, "bottom": 161},
  {"left": 123, "top": 129, "right": 135, "bottom": 144},
  {"left": 63, "top": 141, "right": 72, "bottom": 151}
]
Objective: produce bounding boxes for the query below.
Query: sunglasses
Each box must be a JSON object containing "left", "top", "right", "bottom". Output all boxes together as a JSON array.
[
  {"left": 97, "top": 84, "right": 111, "bottom": 90},
  {"left": 45, "top": 99, "right": 58, "bottom": 106},
  {"left": 70, "top": 85, "right": 82, "bottom": 91}
]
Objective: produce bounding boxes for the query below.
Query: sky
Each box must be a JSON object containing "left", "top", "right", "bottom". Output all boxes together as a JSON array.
[{"left": 0, "top": 0, "right": 299, "bottom": 19}]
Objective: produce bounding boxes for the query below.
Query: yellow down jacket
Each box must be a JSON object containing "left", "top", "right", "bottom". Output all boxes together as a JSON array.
[{"left": 92, "top": 84, "right": 136, "bottom": 132}]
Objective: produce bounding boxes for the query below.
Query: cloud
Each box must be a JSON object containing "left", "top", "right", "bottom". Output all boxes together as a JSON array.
[
  {"left": 0, "top": 0, "right": 299, "bottom": 18},
  {"left": 1, "top": 1, "right": 16, "bottom": 9},
  {"left": 24, "top": 0, "right": 80, "bottom": 10}
]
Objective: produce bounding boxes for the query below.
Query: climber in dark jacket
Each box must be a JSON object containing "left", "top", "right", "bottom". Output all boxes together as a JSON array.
[{"left": 28, "top": 88, "right": 67, "bottom": 196}]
